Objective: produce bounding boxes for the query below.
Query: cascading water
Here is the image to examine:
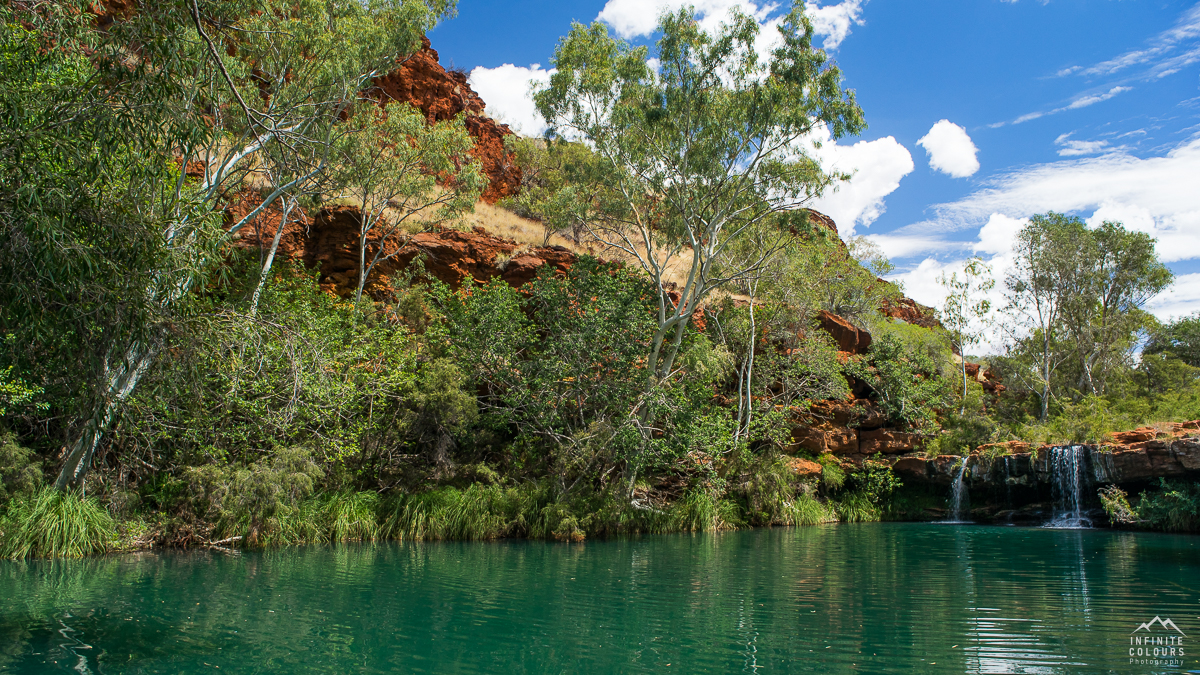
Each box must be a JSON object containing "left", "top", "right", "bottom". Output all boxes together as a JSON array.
[
  {"left": 945, "top": 458, "right": 970, "bottom": 523},
  {"left": 1044, "top": 445, "right": 1091, "bottom": 528},
  {"left": 1002, "top": 455, "right": 1013, "bottom": 509}
]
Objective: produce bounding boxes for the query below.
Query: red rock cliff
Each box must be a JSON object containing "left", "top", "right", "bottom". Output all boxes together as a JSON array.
[{"left": 369, "top": 37, "right": 520, "bottom": 204}]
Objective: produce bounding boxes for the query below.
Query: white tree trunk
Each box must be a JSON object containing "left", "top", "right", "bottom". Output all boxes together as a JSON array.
[{"left": 55, "top": 341, "right": 157, "bottom": 490}]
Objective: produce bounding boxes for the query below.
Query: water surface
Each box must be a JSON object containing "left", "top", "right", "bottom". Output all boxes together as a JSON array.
[{"left": 2, "top": 524, "right": 1198, "bottom": 673}]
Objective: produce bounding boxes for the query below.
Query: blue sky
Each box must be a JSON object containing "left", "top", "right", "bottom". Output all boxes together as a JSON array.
[{"left": 430, "top": 1, "right": 1200, "bottom": 320}]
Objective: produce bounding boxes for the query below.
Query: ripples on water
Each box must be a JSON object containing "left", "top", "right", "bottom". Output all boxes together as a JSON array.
[{"left": 1, "top": 524, "right": 1198, "bottom": 674}]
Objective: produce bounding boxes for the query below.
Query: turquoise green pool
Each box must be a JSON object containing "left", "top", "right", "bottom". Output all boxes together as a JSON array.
[{"left": 2, "top": 523, "right": 1198, "bottom": 673}]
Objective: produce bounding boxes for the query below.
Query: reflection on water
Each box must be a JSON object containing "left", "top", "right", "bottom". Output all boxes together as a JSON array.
[{"left": 1, "top": 524, "right": 1198, "bottom": 674}]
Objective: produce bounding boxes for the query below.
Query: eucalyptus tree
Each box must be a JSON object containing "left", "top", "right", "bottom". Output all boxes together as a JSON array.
[
  {"left": 938, "top": 257, "right": 994, "bottom": 414},
  {"left": 1002, "top": 213, "right": 1171, "bottom": 418},
  {"left": 1002, "top": 214, "right": 1080, "bottom": 420},
  {"left": 533, "top": 4, "right": 864, "bottom": 489},
  {"left": 1058, "top": 220, "right": 1171, "bottom": 395},
  {"left": 334, "top": 103, "right": 484, "bottom": 304},
  {"left": 0, "top": 0, "right": 455, "bottom": 489}
]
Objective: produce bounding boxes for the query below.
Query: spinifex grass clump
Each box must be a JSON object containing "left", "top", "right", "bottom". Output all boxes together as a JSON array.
[
  {"left": 315, "top": 491, "right": 381, "bottom": 542},
  {"left": 782, "top": 492, "right": 834, "bottom": 526},
  {"left": 381, "top": 484, "right": 544, "bottom": 541},
  {"left": 667, "top": 490, "right": 742, "bottom": 532},
  {"left": 1, "top": 488, "right": 116, "bottom": 558}
]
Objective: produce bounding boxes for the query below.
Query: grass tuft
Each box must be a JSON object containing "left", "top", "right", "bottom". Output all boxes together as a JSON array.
[
  {"left": 0, "top": 488, "right": 116, "bottom": 558},
  {"left": 319, "top": 491, "right": 381, "bottom": 542}
]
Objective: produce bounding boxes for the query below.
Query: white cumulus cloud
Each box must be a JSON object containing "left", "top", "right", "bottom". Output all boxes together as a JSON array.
[
  {"left": 468, "top": 64, "right": 555, "bottom": 136},
  {"left": 805, "top": 125, "right": 914, "bottom": 236},
  {"left": 803, "top": 0, "right": 865, "bottom": 49},
  {"left": 595, "top": 0, "right": 864, "bottom": 49},
  {"left": 916, "top": 120, "right": 980, "bottom": 178}
]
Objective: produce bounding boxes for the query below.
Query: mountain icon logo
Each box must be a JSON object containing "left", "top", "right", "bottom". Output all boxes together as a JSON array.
[{"left": 1132, "top": 616, "right": 1186, "bottom": 636}]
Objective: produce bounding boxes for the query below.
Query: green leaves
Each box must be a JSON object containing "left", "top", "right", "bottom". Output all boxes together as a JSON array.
[
  {"left": 845, "top": 333, "right": 951, "bottom": 434},
  {"left": 1001, "top": 212, "right": 1174, "bottom": 413},
  {"left": 334, "top": 101, "right": 484, "bottom": 300},
  {"left": 532, "top": 3, "right": 866, "bottom": 394}
]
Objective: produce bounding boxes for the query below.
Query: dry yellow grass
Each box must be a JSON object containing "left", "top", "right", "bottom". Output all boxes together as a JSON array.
[{"left": 457, "top": 201, "right": 700, "bottom": 289}]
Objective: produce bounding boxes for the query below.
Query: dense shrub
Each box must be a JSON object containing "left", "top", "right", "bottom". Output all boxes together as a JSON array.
[
  {"left": 1136, "top": 480, "right": 1200, "bottom": 532},
  {"left": 845, "top": 333, "right": 952, "bottom": 434}
]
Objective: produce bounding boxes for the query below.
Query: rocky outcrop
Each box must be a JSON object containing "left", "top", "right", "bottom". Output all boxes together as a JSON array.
[
  {"left": 816, "top": 310, "right": 871, "bottom": 354},
  {"left": 887, "top": 419, "right": 1200, "bottom": 488},
  {"left": 881, "top": 296, "right": 940, "bottom": 329},
  {"left": 232, "top": 202, "right": 576, "bottom": 297},
  {"left": 310, "top": 211, "right": 574, "bottom": 296},
  {"left": 369, "top": 37, "right": 520, "bottom": 203},
  {"left": 962, "top": 362, "right": 1007, "bottom": 394},
  {"left": 787, "top": 398, "right": 913, "bottom": 462}
]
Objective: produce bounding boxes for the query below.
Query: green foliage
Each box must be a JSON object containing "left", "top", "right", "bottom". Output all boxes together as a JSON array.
[
  {"left": 0, "top": 432, "right": 41, "bottom": 502},
  {"left": 0, "top": 338, "right": 46, "bottom": 416},
  {"left": 845, "top": 333, "right": 952, "bottom": 433},
  {"left": 440, "top": 257, "right": 658, "bottom": 486},
  {"left": 938, "top": 257, "right": 994, "bottom": 413},
  {"left": 1145, "top": 313, "right": 1200, "bottom": 368},
  {"left": 120, "top": 259, "right": 420, "bottom": 468},
  {"left": 667, "top": 489, "right": 743, "bottom": 532},
  {"left": 847, "top": 455, "right": 902, "bottom": 505},
  {"left": 708, "top": 298, "right": 850, "bottom": 411},
  {"left": 0, "top": 488, "right": 115, "bottom": 558},
  {"left": 501, "top": 136, "right": 601, "bottom": 245},
  {"left": 1099, "top": 485, "right": 1138, "bottom": 525},
  {"left": 184, "top": 446, "right": 324, "bottom": 545},
  {"left": 1001, "top": 213, "right": 1173, "bottom": 419},
  {"left": 533, "top": 2, "right": 865, "bottom": 412},
  {"left": 818, "top": 454, "right": 846, "bottom": 492},
  {"left": 2, "top": 0, "right": 460, "bottom": 488},
  {"left": 926, "top": 381, "right": 1000, "bottom": 454},
  {"left": 334, "top": 102, "right": 485, "bottom": 301},
  {"left": 833, "top": 491, "right": 878, "bottom": 523},
  {"left": 380, "top": 483, "right": 546, "bottom": 540},
  {"left": 1135, "top": 479, "right": 1200, "bottom": 533},
  {"left": 314, "top": 491, "right": 382, "bottom": 542},
  {"left": 730, "top": 452, "right": 831, "bottom": 526}
]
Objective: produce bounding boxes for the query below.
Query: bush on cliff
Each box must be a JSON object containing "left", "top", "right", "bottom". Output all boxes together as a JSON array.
[{"left": 845, "top": 334, "right": 952, "bottom": 434}]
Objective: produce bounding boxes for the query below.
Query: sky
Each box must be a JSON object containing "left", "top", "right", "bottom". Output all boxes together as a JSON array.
[{"left": 428, "top": 0, "right": 1200, "bottom": 330}]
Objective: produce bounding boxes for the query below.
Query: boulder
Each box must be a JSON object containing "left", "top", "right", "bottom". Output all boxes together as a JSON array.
[
  {"left": 1109, "top": 427, "right": 1158, "bottom": 444},
  {"left": 785, "top": 457, "right": 823, "bottom": 479},
  {"left": 816, "top": 310, "right": 872, "bottom": 355},
  {"left": 891, "top": 457, "right": 929, "bottom": 481}
]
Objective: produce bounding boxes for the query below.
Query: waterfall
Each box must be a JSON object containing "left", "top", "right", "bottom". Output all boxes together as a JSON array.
[
  {"left": 1044, "top": 446, "right": 1091, "bottom": 528},
  {"left": 946, "top": 458, "right": 970, "bottom": 523},
  {"left": 1002, "top": 455, "right": 1013, "bottom": 509}
]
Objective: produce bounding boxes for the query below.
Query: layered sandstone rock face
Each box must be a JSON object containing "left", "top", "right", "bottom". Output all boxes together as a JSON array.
[
  {"left": 231, "top": 199, "right": 576, "bottom": 297},
  {"left": 369, "top": 37, "right": 520, "bottom": 203},
  {"left": 880, "top": 297, "right": 940, "bottom": 329},
  {"left": 889, "top": 422, "right": 1200, "bottom": 490}
]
